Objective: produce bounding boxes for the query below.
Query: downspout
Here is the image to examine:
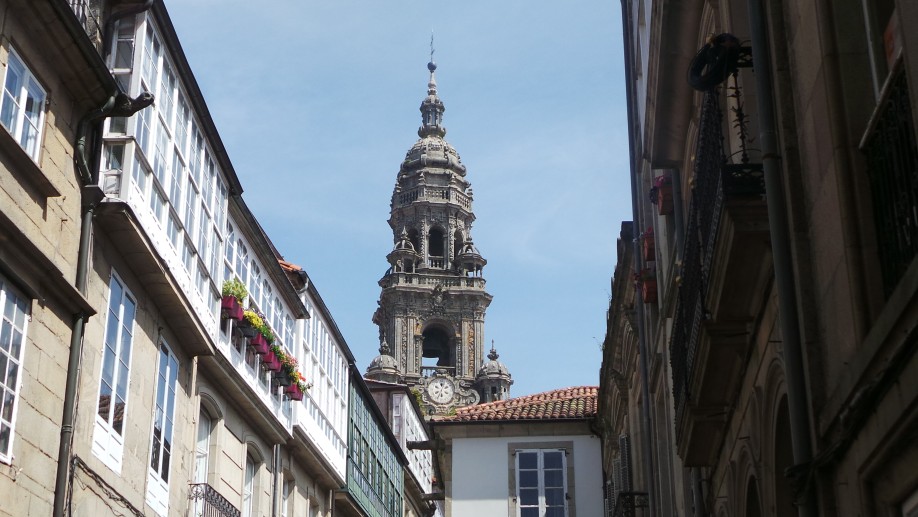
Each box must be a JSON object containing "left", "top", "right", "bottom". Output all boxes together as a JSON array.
[
  {"left": 745, "top": 1, "right": 817, "bottom": 516},
  {"left": 620, "top": 1, "right": 656, "bottom": 516},
  {"left": 54, "top": 90, "right": 153, "bottom": 517},
  {"left": 52, "top": 92, "right": 116, "bottom": 517},
  {"left": 272, "top": 443, "right": 281, "bottom": 517}
]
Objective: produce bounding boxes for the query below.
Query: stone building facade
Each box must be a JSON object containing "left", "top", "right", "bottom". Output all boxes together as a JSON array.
[
  {"left": 0, "top": 2, "right": 419, "bottom": 517},
  {"left": 599, "top": 0, "right": 918, "bottom": 516}
]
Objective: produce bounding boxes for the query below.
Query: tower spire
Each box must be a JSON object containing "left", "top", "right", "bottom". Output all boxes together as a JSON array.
[{"left": 419, "top": 37, "right": 445, "bottom": 138}]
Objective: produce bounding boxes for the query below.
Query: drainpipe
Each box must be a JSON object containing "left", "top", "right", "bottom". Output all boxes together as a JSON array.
[
  {"left": 53, "top": 83, "right": 153, "bottom": 517},
  {"left": 272, "top": 443, "right": 281, "bottom": 517},
  {"left": 745, "top": 1, "right": 817, "bottom": 516},
  {"left": 620, "top": 1, "right": 656, "bottom": 515},
  {"left": 52, "top": 92, "right": 116, "bottom": 517}
]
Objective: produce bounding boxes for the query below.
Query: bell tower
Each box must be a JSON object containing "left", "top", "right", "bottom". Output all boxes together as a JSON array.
[{"left": 370, "top": 57, "right": 501, "bottom": 415}]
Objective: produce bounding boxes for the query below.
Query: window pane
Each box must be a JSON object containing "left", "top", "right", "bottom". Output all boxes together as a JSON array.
[
  {"left": 544, "top": 469, "right": 564, "bottom": 487},
  {"left": 519, "top": 488, "right": 539, "bottom": 506},
  {"left": 519, "top": 470, "right": 538, "bottom": 488},
  {"left": 518, "top": 452, "right": 537, "bottom": 470},
  {"left": 544, "top": 451, "right": 563, "bottom": 469},
  {"left": 545, "top": 487, "right": 565, "bottom": 506}
]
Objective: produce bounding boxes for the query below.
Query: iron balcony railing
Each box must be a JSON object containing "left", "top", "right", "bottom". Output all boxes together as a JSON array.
[
  {"left": 670, "top": 86, "right": 765, "bottom": 436},
  {"left": 863, "top": 68, "right": 918, "bottom": 297},
  {"left": 612, "top": 491, "right": 649, "bottom": 517},
  {"left": 68, "top": 0, "right": 103, "bottom": 42},
  {"left": 188, "top": 483, "right": 241, "bottom": 517}
]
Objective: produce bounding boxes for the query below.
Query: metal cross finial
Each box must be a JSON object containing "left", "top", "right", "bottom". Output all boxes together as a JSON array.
[{"left": 430, "top": 31, "right": 435, "bottom": 62}]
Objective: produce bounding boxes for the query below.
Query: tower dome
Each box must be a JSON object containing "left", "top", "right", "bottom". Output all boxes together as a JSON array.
[
  {"left": 365, "top": 338, "right": 401, "bottom": 384},
  {"left": 476, "top": 343, "right": 513, "bottom": 403}
]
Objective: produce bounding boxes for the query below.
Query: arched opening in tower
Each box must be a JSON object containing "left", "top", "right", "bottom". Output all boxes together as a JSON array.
[
  {"left": 453, "top": 230, "right": 463, "bottom": 261},
  {"left": 421, "top": 326, "right": 452, "bottom": 367},
  {"left": 428, "top": 228, "right": 445, "bottom": 268},
  {"left": 408, "top": 228, "right": 421, "bottom": 255}
]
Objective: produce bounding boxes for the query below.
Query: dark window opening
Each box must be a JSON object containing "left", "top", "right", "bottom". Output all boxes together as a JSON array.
[
  {"left": 428, "top": 228, "right": 444, "bottom": 257},
  {"left": 422, "top": 326, "right": 452, "bottom": 367}
]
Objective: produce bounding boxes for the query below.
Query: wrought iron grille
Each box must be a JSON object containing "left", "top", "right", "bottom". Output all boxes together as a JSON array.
[
  {"left": 188, "top": 483, "right": 241, "bottom": 517},
  {"left": 669, "top": 82, "right": 765, "bottom": 438},
  {"left": 612, "top": 491, "right": 650, "bottom": 517},
  {"left": 864, "top": 69, "right": 918, "bottom": 297}
]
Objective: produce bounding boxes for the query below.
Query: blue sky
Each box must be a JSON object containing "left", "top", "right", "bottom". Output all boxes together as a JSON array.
[{"left": 166, "top": 1, "right": 631, "bottom": 397}]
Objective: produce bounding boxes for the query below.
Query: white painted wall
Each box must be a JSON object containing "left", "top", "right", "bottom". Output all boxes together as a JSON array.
[{"left": 450, "top": 434, "right": 603, "bottom": 517}]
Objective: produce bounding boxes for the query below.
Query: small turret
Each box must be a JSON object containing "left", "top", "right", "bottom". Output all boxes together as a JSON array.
[{"left": 475, "top": 342, "right": 512, "bottom": 403}]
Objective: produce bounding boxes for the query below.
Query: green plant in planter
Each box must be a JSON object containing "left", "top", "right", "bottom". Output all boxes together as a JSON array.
[
  {"left": 222, "top": 279, "right": 248, "bottom": 303},
  {"left": 260, "top": 324, "right": 275, "bottom": 344}
]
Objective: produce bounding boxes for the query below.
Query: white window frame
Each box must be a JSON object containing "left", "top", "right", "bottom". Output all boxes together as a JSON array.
[
  {"left": 243, "top": 454, "right": 257, "bottom": 517},
  {"left": 146, "top": 341, "right": 179, "bottom": 516},
  {"left": 92, "top": 271, "right": 137, "bottom": 474},
  {"left": 0, "top": 275, "right": 30, "bottom": 464},
  {"left": 515, "top": 448, "right": 569, "bottom": 517},
  {"left": 1, "top": 47, "right": 46, "bottom": 160}
]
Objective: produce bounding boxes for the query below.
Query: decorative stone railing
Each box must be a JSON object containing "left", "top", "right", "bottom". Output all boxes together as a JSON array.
[{"left": 396, "top": 186, "right": 471, "bottom": 210}]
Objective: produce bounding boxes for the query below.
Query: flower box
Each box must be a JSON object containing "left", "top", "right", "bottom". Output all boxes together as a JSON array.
[
  {"left": 221, "top": 296, "right": 244, "bottom": 321},
  {"left": 262, "top": 351, "right": 282, "bottom": 373},
  {"left": 285, "top": 383, "right": 304, "bottom": 401},
  {"left": 642, "top": 227, "right": 655, "bottom": 262},
  {"left": 642, "top": 276, "right": 658, "bottom": 303},
  {"left": 237, "top": 320, "right": 258, "bottom": 339},
  {"left": 651, "top": 175, "right": 674, "bottom": 216},
  {"left": 274, "top": 371, "right": 293, "bottom": 387},
  {"left": 249, "top": 334, "right": 270, "bottom": 355}
]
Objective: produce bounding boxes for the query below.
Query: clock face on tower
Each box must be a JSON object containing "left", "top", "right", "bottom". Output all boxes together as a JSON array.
[{"left": 426, "top": 377, "right": 455, "bottom": 404}]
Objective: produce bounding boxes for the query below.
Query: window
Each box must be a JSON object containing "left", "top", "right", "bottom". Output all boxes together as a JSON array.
[
  {"left": 92, "top": 273, "right": 136, "bottom": 473},
  {"left": 515, "top": 449, "right": 568, "bottom": 517},
  {"left": 193, "top": 408, "right": 211, "bottom": 483},
  {"left": 1, "top": 48, "right": 46, "bottom": 160},
  {"left": 243, "top": 454, "right": 256, "bottom": 517},
  {"left": 0, "top": 276, "right": 29, "bottom": 463},
  {"left": 281, "top": 479, "right": 293, "bottom": 517},
  {"left": 146, "top": 342, "right": 179, "bottom": 515}
]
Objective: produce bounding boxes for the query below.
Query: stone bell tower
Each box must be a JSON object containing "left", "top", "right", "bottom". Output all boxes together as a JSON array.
[{"left": 368, "top": 58, "right": 502, "bottom": 416}]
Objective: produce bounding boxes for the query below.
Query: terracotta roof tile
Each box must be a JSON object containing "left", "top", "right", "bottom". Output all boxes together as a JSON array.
[
  {"left": 439, "top": 386, "right": 598, "bottom": 423},
  {"left": 278, "top": 259, "right": 302, "bottom": 273}
]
